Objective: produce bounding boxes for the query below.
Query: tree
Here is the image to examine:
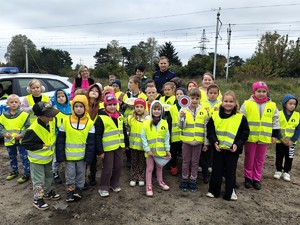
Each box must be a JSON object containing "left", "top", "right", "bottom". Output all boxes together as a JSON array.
[
  {"left": 5, "top": 34, "right": 39, "bottom": 72},
  {"left": 94, "top": 48, "right": 109, "bottom": 67},
  {"left": 158, "top": 41, "right": 182, "bottom": 67}
]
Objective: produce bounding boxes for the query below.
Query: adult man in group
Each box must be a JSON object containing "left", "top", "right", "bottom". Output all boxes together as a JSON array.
[{"left": 152, "top": 56, "right": 177, "bottom": 94}]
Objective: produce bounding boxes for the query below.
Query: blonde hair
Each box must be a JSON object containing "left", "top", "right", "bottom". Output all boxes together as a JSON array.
[
  {"left": 202, "top": 72, "right": 214, "bottom": 81},
  {"left": 150, "top": 102, "right": 162, "bottom": 128},
  {"left": 74, "top": 88, "right": 87, "bottom": 96},
  {"left": 222, "top": 90, "right": 239, "bottom": 111},
  {"left": 7, "top": 94, "right": 20, "bottom": 102},
  {"left": 78, "top": 65, "right": 89, "bottom": 78},
  {"left": 27, "top": 79, "right": 45, "bottom": 93},
  {"left": 188, "top": 87, "right": 201, "bottom": 98}
]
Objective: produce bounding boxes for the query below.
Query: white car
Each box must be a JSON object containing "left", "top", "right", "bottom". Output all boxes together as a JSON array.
[{"left": 0, "top": 73, "right": 72, "bottom": 114}]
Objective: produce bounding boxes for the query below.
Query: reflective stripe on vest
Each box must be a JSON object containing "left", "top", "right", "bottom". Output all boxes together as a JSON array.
[
  {"left": 143, "top": 119, "right": 168, "bottom": 157},
  {"left": 213, "top": 113, "right": 243, "bottom": 149},
  {"left": 245, "top": 100, "right": 276, "bottom": 144},
  {"left": 128, "top": 115, "right": 144, "bottom": 150},
  {"left": 123, "top": 93, "right": 147, "bottom": 123},
  {"left": 27, "top": 95, "right": 50, "bottom": 124},
  {"left": 63, "top": 117, "right": 94, "bottom": 161},
  {"left": 201, "top": 101, "right": 222, "bottom": 117},
  {"left": 180, "top": 108, "right": 207, "bottom": 142},
  {"left": 169, "top": 105, "right": 181, "bottom": 142},
  {"left": 100, "top": 114, "right": 125, "bottom": 151},
  {"left": 27, "top": 120, "right": 56, "bottom": 164},
  {"left": 276, "top": 110, "right": 299, "bottom": 143}
]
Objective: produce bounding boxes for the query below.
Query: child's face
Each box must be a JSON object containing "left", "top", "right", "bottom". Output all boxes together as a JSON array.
[
  {"left": 146, "top": 87, "right": 157, "bottom": 102},
  {"left": 202, "top": 75, "right": 214, "bottom": 88},
  {"left": 175, "top": 90, "right": 184, "bottom": 100},
  {"left": 89, "top": 87, "right": 99, "bottom": 99},
  {"left": 152, "top": 106, "right": 162, "bottom": 117},
  {"left": 112, "top": 84, "right": 120, "bottom": 92},
  {"left": 135, "top": 69, "right": 143, "bottom": 77},
  {"left": 207, "top": 88, "right": 219, "bottom": 101},
  {"left": 106, "top": 104, "right": 117, "bottom": 113},
  {"left": 222, "top": 95, "right": 236, "bottom": 113},
  {"left": 129, "top": 79, "right": 138, "bottom": 91},
  {"left": 135, "top": 104, "right": 145, "bottom": 115},
  {"left": 6, "top": 97, "right": 20, "bottom": 110},
  {"left": 285, "top": 99, "right": 297, "bottom": 112},
  {"left": 187, "top": 83, "right": 196, "bottom": 91},
  {"left": 163, "top": 85, "right": 173, "bottom": 97},
  {"left": 190, "top": 96, "right": 200, "bottom": 108},
  {"left": 108, "top": 77, "right": 115, "bottom": 85},
  {"left": 30, "top": 83, "right": 42, "bottom": 97},
  {"left": 254, "top": 88, "right": 267, "bottom": 100},
  {"left": 74, "top": 102, "right": 85, "bottom": 116},
  {"left": 56, "top": 91, "right": 67, "bottom": 105}
]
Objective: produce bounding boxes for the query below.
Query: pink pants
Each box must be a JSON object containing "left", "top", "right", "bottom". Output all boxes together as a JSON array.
[
  {"left": 244, "top": 142, "right": 268, "bottom": 181},
  {"left": 146, "top": 157, "right": 163, "bottom": 187},
  {"left": 182, "top": 143, "right": 202, "bottom": 180}
]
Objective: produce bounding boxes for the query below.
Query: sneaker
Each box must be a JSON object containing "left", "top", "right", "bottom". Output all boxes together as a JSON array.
[
  {"left": 66, "top": 191, "right": 75, "bottom": 202},
  {"left": 6, "top": 171, "right": 19, "bottom": 181},
  {"left": 130, "top": 180, "right": 136, "bottom": 187},
  {"left": 170, "top": 167, "right": 178, "bottom": 176},
  {"left": 33, "top": 199, "right": 49, "bottom": 210},
  {"left": 252, "top": 180, "right": 261, "bottom": 190},
  {"left": 98, "top": 189, "right": 109, "bottom": 197},
  {"left": 273, "top": 171, "right": 282, "bottom": 179},
  {"left": 158, "top": 180, "right": 170, "bottom": 191},
  {"left": 231, "top": 189, "right": 237, "bottom": 201},
  {"left": 44, "top": 190, "right": 61, "bottom": 200},
  {"left": 282, "top": 172, "right": 291, "bottom": 182},
  {"left": 181, "top": 179, "right": 189, "bottom": 192},
  {"left": 198, "top": 166, "right": 202, "bottom": 172},
  {"left": 146, "top": 185, "right": 153, "bottom": 197},
  {"left": 208, "top": 167, "right": 212, "bottom": 173},
  {"left": 110, "top": 187, "right": 121, "bottom": 192},
  {"left": 244, "top": 178, "right": 253, "bottom": 189},
  {"left": 73, "top": 188, "right": 83, "bottom": 199},
  {"left": 88, "top": 174, "right": 97, "bottom": 186},
  {"left": 189, "top": 180, "right": 197, "bottom": 192},
  {"left": 53, "top": 172, "right": 62, "bottom": 184},
  {"left": 138, "top": 181, "right": 145, "bottom": 187},
  {"left": 206, "top": 192, "right": 215, "bottom": 198},
  {"left": 17, "top": 174, "right": 30, "bottom": 184}
]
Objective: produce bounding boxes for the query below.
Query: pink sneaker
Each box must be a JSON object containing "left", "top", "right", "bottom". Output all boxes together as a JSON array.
[
  {"left": 146, "top": 185, "right": 153, "bottom": 197},
  {"left": 158, "top": 180, "right": 170, "bottom": 191}
]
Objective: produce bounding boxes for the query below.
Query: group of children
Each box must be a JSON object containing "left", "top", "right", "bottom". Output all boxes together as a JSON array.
[{"left": 1, "top": 70, "right": 299, "bottom": 210}]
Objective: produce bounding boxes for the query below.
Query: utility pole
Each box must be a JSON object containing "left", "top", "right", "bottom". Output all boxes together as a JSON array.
[
  {"left": 213, "top": 8, "right": 222, "bottom": 79},
  {"left": 226, "top": 24, "right": 232, "bottom": 82},
  {"left": 25, "top": 40, "right": 28, "bottom": 73}
]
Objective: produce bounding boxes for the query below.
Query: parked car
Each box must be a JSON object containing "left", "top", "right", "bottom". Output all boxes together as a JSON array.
[{"left": 0, "top": 73, "right": 72, "bottom": 114}]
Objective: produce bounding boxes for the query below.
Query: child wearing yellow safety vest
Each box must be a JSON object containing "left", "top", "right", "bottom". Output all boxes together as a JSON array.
[
  {"left": 167, "top": 87, "right": 187, "bottom": 176},
  {"left": 0, "top": 94, "right": 30, "bottom": 184},
  {"left": 199, "top": 72, "right": 222, "bottom": 103},
  {"left": 274, "top": 94, "right": 300, "bottom": 182},
  {"left": 206, "top": 91, "right": 249, "bottom": 201},
  {"left": 240, "top": 81, "right": 280, "bottom": 190},
  {"left": 22, "top": 101, "right": 61, "bottom": 211},
  {"left": 21, "top": 79, "right": 51, "bottom": 124},
  {"left": 200, "top": 84, "right": 222, "bottom": 184},
  {"left": 178, "top": 88, "right": 209, "bottom": 192},
  {"left": 56, "top": 95, "right": 99, "bottom": 202},
  {"left": 98, "top": 92, "right": 129, "bottom": 197},
  {"left": 128, "top": 98, "right": 148, "bottom": 187},
  {"left": 141, "top": 100, "right": 171, "bottom": 197}
]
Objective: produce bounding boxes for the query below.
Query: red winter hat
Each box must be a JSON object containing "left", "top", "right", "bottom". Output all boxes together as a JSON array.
[
  {"left": 104, "top": 92, "right": 118, "bottom": 106},
  {"left": 252, "top": 81, "right": 268, "bottom": 94},
  {"left": 134, "top": 98, "right": 146, "bottom": 108}
]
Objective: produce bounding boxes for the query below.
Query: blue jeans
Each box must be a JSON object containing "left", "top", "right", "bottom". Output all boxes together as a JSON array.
[{"left": 7, "top": 144, "right": 30, "bottom": 175}]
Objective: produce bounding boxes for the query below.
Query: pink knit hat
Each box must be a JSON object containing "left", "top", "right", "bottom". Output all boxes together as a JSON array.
[
  {"left": 104, "top": 92, "right": 118, "bottom": 106},
  {"left": 252, "top": 81, "right": 268, "bottom": 94}
]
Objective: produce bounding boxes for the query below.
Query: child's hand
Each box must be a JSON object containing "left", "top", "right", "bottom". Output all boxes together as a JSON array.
[
  {"left": 202, "top": 145, "right": 209, "bottom": 152},
  {"left": 214, "top": 142, "right": 221, "bottom": 152},
  {"left": 147, "top": 151, "right": 153, "bottom": 157},
  {"left": 99, "top": 153, "right": 105, "bottom": 160},
  {"left": 15, "top": 134, "right": 23, "bottom": 140},
  {"left": 271, "top": 137, "right": 277, "bottom": 144},
  {"left": 287, "top": 140, "right": 294, "bottom": 147},
  {"left": 5, "top": 132, "right": 11, "bottom": 139},
  {"left": 280, "top": 138, "right": 289, "bottom": 146},
  {"left": 166, "top": 151, "right": 171, "bottom": 158},
  {"left": 230, "top": 144, "right": 238, "bottom": 152},
  {"left": 179, "top": 110, "right": 186, "bottom": 118}
]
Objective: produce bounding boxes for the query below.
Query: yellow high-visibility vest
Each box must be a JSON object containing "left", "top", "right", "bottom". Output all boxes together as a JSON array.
[
  {"left": 26, "top": 94, "right": 50, "bottom": 124},
  {"left": 123, "top": 92, "right": 147, "bottom": 123},
  {"left": 159, "top": 95, "right": 176, "bottom": 105},
  {"left": 169, "top": 104, "right": 181, "bottom": 142},
  {"left": 128, "top": 115, "right": 143, "bottom": 150},
  {"left": 212, "top": 112, "right": 243, "bottom": 149},
  {"left": 201, "top": 101, "right": 222, "bottom": 117},
  {"left": 277, "top": 110, "right": 299, "bottom": 143}
]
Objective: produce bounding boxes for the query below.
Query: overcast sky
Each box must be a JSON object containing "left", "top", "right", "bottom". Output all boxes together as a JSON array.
[{"left": 1, "top": 0, "right": 300, "bottom": 69}]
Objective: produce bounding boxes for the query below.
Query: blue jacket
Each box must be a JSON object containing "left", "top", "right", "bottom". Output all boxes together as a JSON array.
[{"left": 152, "top": 69, "right": 177, "bottom": 94}]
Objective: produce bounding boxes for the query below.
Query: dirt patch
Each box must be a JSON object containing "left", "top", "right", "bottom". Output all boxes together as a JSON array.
[{"left": 0, "top": 145, "right": 300, "bottom": 225}]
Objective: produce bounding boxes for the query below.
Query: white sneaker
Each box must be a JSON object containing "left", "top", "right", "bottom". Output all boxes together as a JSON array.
[
  {"left": 198, "top": 166, "right": 202, "bottom": 172},
  {"left": 130, "top": 180, "right": 136, "bottom": 187},
  {"left": 208, "top": 167, "right": 212, "bottom": 173},
  {"left": 231, "top": 189, "right": 237, "bottom": 201},
  {"left": 282, "top": 172, "right": 291, "bottom": 182},
  {"left": 98, "top": 189, "right": 109, "bottom": 197},
  {"left": 206, "top": 192, "right": 214, "bottom": 198},
  {"left": 138, "top": 181, "right": 145, "bottom": 187},
  {"left": 110, "top": 187, "right": 121, "bottom": 192},
  {"left": 273, "top": 171, "right": 282, "bottom": 179}
]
